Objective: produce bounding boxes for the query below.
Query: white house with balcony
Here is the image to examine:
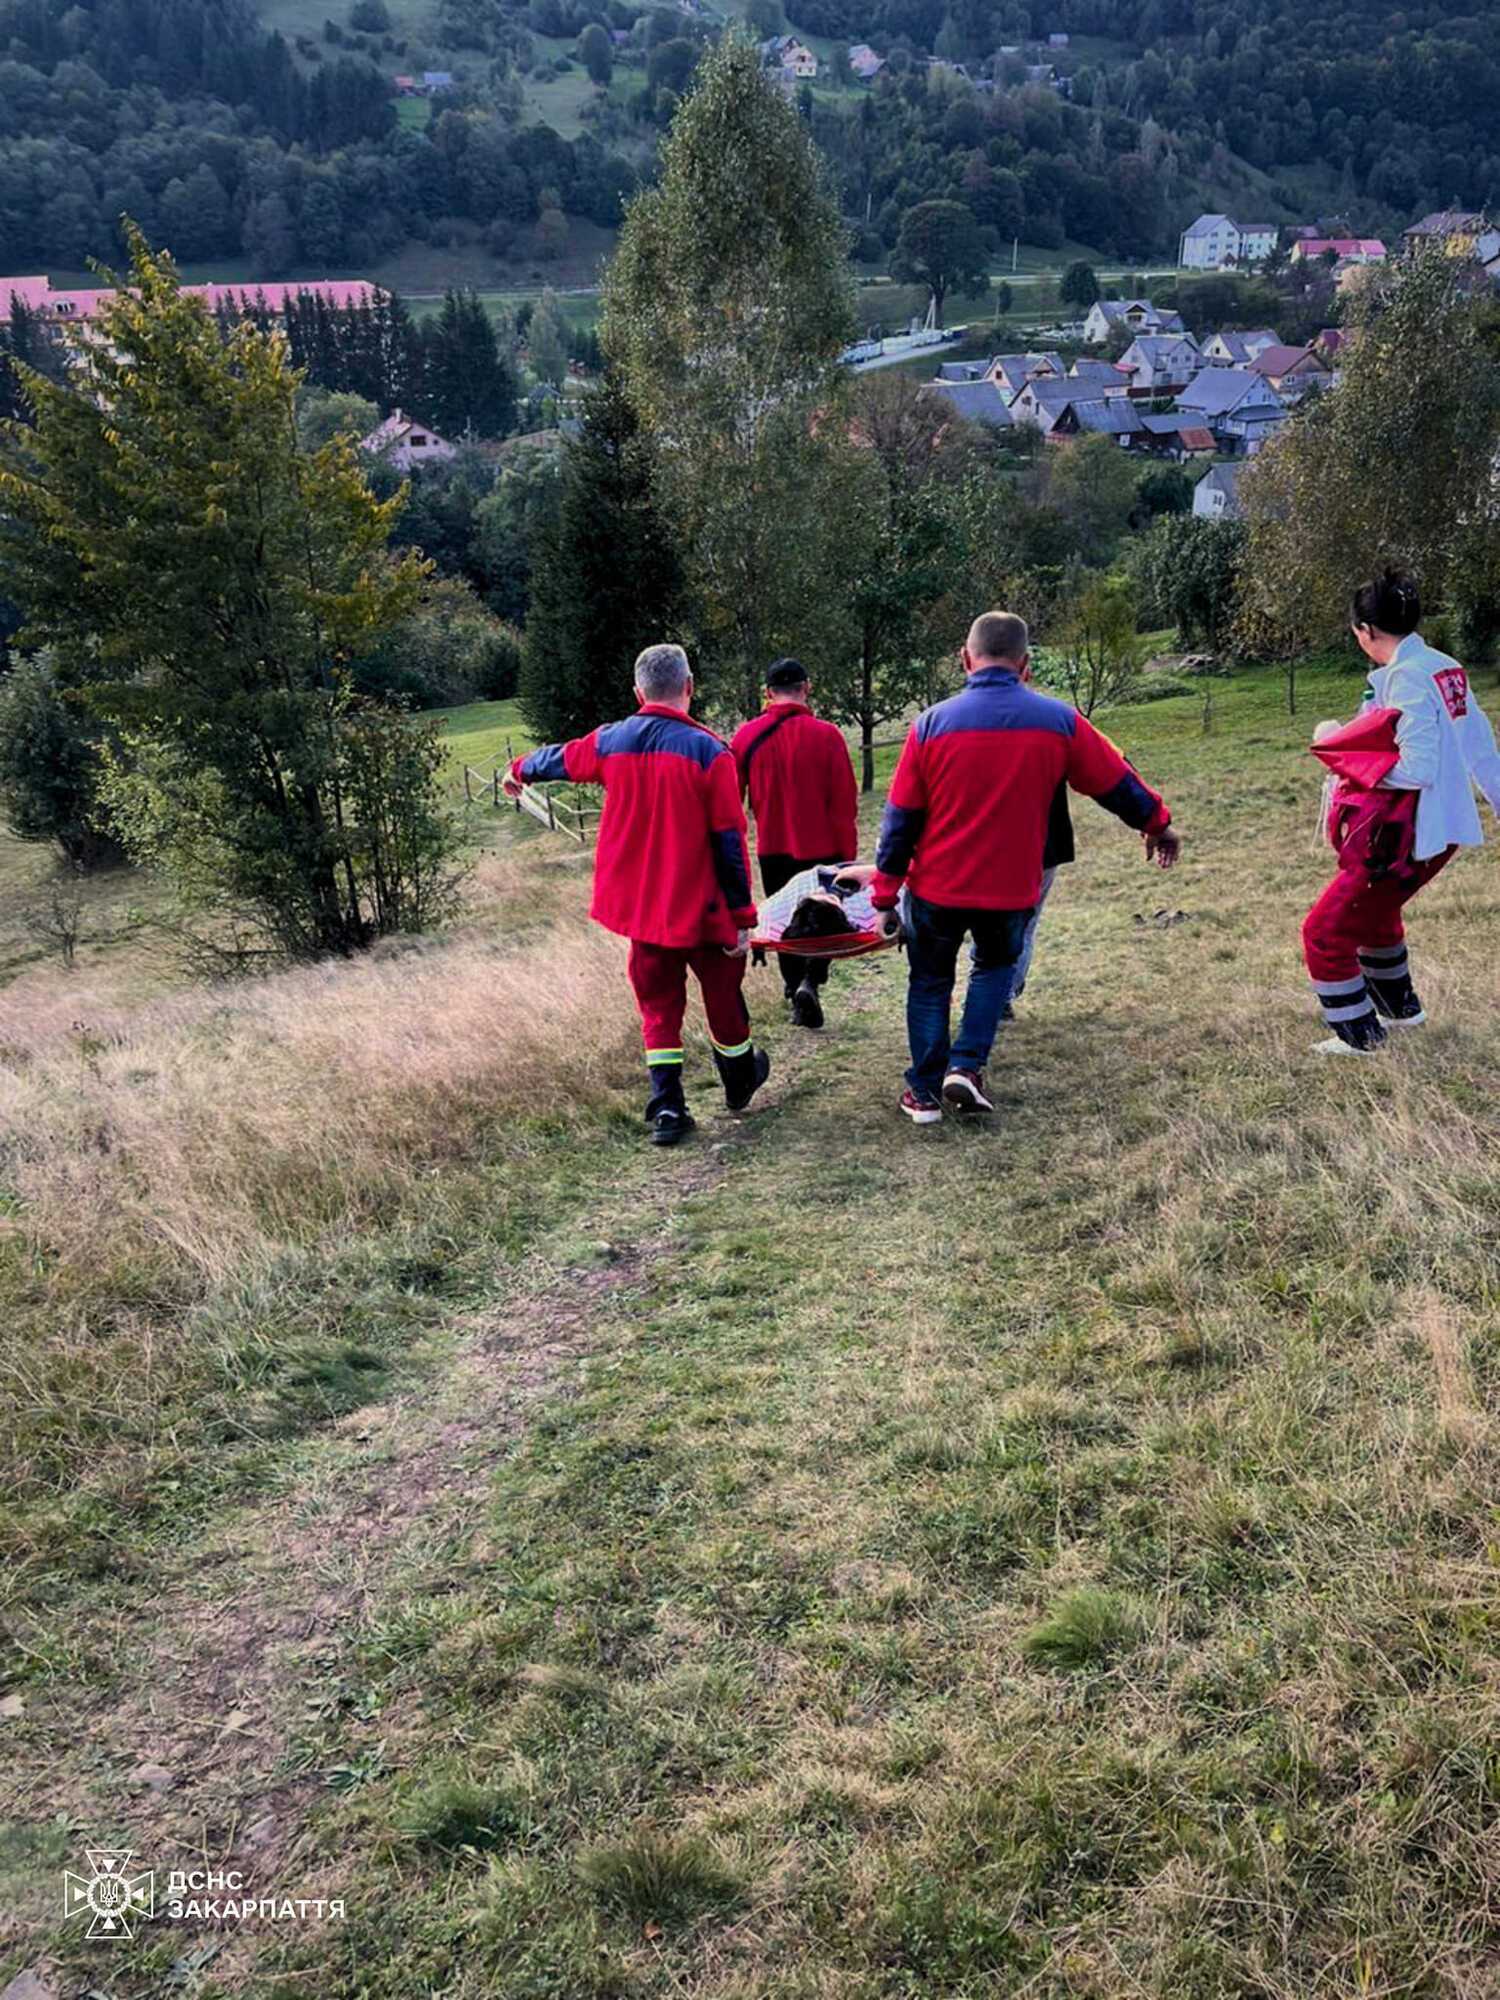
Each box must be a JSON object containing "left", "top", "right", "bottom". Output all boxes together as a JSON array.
[{"left": 1179, "top": 214, "right": 1278, "bottom": 269}]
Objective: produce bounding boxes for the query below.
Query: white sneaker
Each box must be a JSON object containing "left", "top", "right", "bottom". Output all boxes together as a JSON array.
[
  {"left": 1378, "top": 1009, "right": 1427, "bottom": 1029},
  {"left": 1311, "top": 1036, "right": 1384, "bottom": 1057}
]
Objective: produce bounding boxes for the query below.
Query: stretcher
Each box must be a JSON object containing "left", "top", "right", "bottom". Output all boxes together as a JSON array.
[{"left": 749, "top": 864, "right": 899, "bottom": 962}]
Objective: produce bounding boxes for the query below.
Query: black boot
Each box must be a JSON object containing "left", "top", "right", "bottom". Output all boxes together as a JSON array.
[
  {"left": 715, "top": 1045, "right": 771, "bottom": 1112},
  {"left": 1359, "top": 946, "right": 1426, "bottom": 1027},
  {"left": 789, "top": 981, "right": 824, "bottom": 1029},
  {"left": 645, "top": 1068, "right": 696, "bottom": 1146}
]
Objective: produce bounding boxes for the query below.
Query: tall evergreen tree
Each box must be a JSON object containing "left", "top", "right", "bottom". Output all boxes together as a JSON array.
[
  {"left": 424, "top": 290, "right": 518, "bottom": 439},
  {"left": 519, "top": 373, "right": 683, "bottom": 740},
  {"left": 602, "top": 33, "right": 852, "bottom": 715}
]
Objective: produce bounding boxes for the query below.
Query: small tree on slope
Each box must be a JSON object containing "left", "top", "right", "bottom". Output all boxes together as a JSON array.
[{"left": 0, "top": 227, "right": 454, "bottom": 961}]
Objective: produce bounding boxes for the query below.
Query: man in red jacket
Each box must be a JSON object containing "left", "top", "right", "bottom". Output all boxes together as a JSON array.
[
  {"left": 505, "top": 643, "right": 770, "bottom": 1147},
  {"left": 872, "top": 611, "right": 1180, "bottom": 1123},
  {"left": 730, "top": 657, "right": 860, "bottom": 1028}
]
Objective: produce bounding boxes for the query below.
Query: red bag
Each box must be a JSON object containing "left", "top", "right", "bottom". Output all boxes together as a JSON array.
[
  {"left": 1310, "top": 707, "right": 1402, "bottom": 787},
  {"left": 1311, "top": 708, "right": 1417, "bottom": 879}
]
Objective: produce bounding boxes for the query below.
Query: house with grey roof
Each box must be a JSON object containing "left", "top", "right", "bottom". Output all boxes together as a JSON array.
[
  {"left": 1049, "top": 397, "right": 1145, "bottom": 442},
  {"left": 1202, "top": 328, "right": 1279, "bottom": 365},
  {"left": 1175, "top": 367, "right": 1285, "bottom": 452},
  {"left": 921, "top": 379, "right": 1014, "bottom": 429},
  {"left": 1082, "top": 297, "right": 1187, "bottom": 345},
  {"left": 1067, "top": 356, "right": 1132, "bottom": 397},
  {"left": 936, "top": 358, "right": 993, "bottom": 383},
  {"left": 986, "top": 351, "right": 1064, "bottom": 396},
  {"left": 1117, "top": 332, "right": 1203, "bottom": 395},
  {"left": 1192, "top": 463, "right": 1245, "bottom": 518},
  {"left": 1007, "top": 375, "right": 1080, "bottom": 434}
]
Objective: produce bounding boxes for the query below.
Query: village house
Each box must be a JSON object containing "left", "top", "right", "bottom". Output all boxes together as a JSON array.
[
  {"left": 1048, "top": 396, "right": 1144, "bottom": 444},
  {"left": 1174, "top": 367, "right": 1286, "bottom": 453},
  {"left": 920, "top": 377, "right": 1014, "bottom": 429},
  {"left": 760, "top": 33, "right": 818, "bottom": 78},
  {"left": 1082, "top": 297, "right": 1187, "bottom": 345},
  {"left": 1135, "top": 412, "right": 1217, "bottom": 459},
  {"left": 1192, "top": 462, "right": 1245, "bottom": 519},
  {"left": 1116, "top": 331, "right": 1203, "bottom": 396},
  {"left": 986, "top": 351, "right": 1065, "bottom": 396},
  {"left": 1200, "top": 327, "right": 1279, "bottom": 365},
  {"left": 1402, "top": 208, "right": 1486, "bottom": 257},
  {"left": 1066, "top": 356, "right": 1133, "bottom": 397},
  {"left": 1006, "top": 375, "right": 1084, "bottom": 436},
  {"left": 847, "top": 43, "right": 884, "bottom": 79},
  {"left": 935, "top": 358, "right": 991, "bottom": 383},
  {"left": 1290, "top": 236, "right": 1385, "bottom": 265},
  {"left": 1178, "top": 214, "right": 1277, "bottom": 270},
  {"left": 360, "top": 409, "right": 457, "bottom": 470},
  {"left": 1247, "top": 342, "right": 1331, "bottom": 398}
]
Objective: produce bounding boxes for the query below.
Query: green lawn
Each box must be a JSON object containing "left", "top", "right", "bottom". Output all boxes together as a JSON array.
[
  {"left": 6, "top": 659, "right": 1500, "bottom": 1997},
  {"left": 429, "top": 698, "right": 533, "bottom": 801}
]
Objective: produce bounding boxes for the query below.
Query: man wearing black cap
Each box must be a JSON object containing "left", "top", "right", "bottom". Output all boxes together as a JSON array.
[{"left": 731, "top": 658, "right": 860, "bottom": 1028}]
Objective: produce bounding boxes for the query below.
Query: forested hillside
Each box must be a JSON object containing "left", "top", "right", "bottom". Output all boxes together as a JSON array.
[
  {"left": 0, "top": 0, "right": 1496, "bottom": 281},
  {"left": 867, "top": 0, "right": 1500, "bottom": 214}
]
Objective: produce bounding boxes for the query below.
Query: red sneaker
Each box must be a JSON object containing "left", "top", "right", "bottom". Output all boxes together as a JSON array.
[
  {"left": 942, "top": 1069, "right": 995, "bottom": 1113},
  {"left": 900, "top": 1088, "right": 943, "bottom": 1125}
]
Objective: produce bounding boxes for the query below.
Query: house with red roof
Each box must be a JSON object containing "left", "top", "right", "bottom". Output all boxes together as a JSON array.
[{"left": 1290, "top": 237, "right": 1385, "bottom": 265}]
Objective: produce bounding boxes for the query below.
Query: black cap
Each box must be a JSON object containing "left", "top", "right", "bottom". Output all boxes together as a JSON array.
[{"left": 766, "top": 657, "right": 809, "bottom": 690}]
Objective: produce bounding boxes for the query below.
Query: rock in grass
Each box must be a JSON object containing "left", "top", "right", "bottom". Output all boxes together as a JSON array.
[{"left": 1021, "top": 1586, "right": 1141, "bottom": 1670}]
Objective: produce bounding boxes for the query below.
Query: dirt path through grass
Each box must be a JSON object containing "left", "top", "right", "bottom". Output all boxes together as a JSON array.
[{"left": 0, "top": 1108, "right": 773, "bottom": 1994}]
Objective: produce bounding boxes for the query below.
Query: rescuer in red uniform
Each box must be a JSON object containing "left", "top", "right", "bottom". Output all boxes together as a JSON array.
[
  {"left": 730, "top": 658, "right": 859, "bottom": 1029},
  {"left": 506, "top": 643, "right": 770, "bottom": 1148}
]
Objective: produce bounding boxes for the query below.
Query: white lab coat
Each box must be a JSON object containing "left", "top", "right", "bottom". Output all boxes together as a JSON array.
[{"left": 1367, "top": 634, "right": 1500, "bottom": 859}]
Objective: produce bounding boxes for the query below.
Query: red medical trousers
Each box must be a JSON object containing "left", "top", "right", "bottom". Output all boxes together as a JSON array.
[
  {"left": 1301, "top": 847, "right": 1455, "bottom": 983},
  {"left": 626, "top": 941, "right": 751, "bottom": 1070}
]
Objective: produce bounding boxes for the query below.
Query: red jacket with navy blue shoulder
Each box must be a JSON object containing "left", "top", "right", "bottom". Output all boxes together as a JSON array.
[
  {"left": 729, "top": 701, "right": 859, "bottom": 862},
  {"left": 872, "top": 667, "right": 1171, "bottom": 911},
  {"left": 511, "top": 704, "right": 756, "bottom": 949}
]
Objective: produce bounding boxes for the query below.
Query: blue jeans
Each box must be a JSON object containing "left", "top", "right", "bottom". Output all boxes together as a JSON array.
[
  {"left": 903, "top": 893, "right": 1032, "bottom": 1098},
  {"left": 1003, "top": 864, "right": 1057, "bottom": 1002}
]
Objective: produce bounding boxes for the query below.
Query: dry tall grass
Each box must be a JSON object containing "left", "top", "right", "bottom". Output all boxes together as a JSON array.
[{"left": 0, "top": 915, "right": 632, "bottom": 1287}]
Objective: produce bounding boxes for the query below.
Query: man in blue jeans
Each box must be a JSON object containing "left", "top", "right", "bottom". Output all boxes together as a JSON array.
[{"left": 870, "top": 611, "right": 1180, "bottom": 1122}]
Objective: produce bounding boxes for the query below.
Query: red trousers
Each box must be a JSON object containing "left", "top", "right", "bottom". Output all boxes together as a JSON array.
[
  {"left": 1302, "top": 848, "right": 1455, "bottom": 983},
  {"left": 627, "top": 941, "right": 751, "bottom": 1064}
]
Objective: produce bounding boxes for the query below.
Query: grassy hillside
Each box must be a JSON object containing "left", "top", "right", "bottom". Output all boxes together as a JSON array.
[{"left": 4, "top": 660, "right": 1500, "bottom": 1996}]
